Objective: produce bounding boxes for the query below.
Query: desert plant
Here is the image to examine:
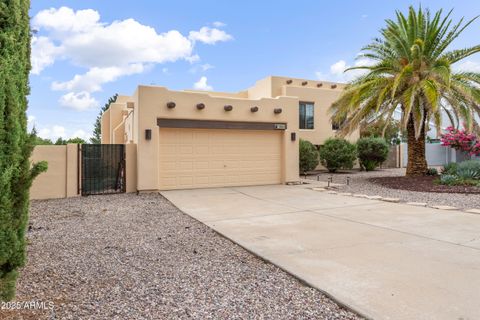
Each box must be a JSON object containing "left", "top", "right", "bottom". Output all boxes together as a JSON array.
[
  {"left": 441, "top": 162, "right": 458, "bottom": 176},
  {"left": 356, "top": 137, "right": 389, "bottom": 171},
  {"left": 90, "top": 94, "right": 118, "bottom": 143},
  {"left": 426, "top": 168, "right": 439, "bottom": 176},
  {"left": 330, "top": 6, "right": 480, "bottom": 176},
  {"left": 319, "top": 138, "right": 357, "bottom": 173},
  {"left": 439, "top": 174, "right": 459, "bottom": 185},
  {"left": 299, "top": 139, "right": 319, "bottom": 175},
  {"left": 0, "top": 0, "right": 48, "bottom": 301},
  {"left": 456, "top": 160, "right": 480, "bottom": 180}
]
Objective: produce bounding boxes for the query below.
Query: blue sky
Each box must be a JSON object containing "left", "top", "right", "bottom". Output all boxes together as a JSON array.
[{"left": 29, "top": 0, "right": 480, "bottom": 141}]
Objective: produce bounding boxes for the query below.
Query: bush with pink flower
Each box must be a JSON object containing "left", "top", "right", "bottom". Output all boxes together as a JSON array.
[{"left": 440, "top": 126, "right": 480, "bottom": 157}]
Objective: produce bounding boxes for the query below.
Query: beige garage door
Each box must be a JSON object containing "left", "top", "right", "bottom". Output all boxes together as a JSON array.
[{"left": 158, "top": 128, "right": 282, "bottom": 190}]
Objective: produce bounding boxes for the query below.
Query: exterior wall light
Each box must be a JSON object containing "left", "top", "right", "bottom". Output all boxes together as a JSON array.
[
  {"left": 286, "top": 79, "right": 292, "bottom": 84},
  {"left": 224, "top": 105, "right": 233, "bottom": 111},
  {"left": 166, "top": 101, "right": 176, "bottom": 109},
  {"left": 274, "top": 108, "right": 282, "bottom": 114},
  {"left": 145, "top": 129, "right": 152, "bottom": 140},
  {"left": 291, "top": 132, "right": 296, "bottom": 141},
  {"left": 250, "top": 106, "right": 259, "bottom": 112},
  {"left": 331, "top": 84, "right": 337, "bottom": 89},
  {"left": 301, "top": 81, "right": 308, "bottom": 86},
  {"left": 317, "top": 83, "right": 323, "bottom": 87},
  {"left": 196, "top": 103, "right": 205, "bottom": 110}
]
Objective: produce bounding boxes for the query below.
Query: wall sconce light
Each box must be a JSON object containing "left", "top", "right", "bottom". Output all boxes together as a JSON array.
[
  {"left": 301, "top": 81, "right": 308, "bottom": 86},
  {"left": 145, "top": 129, "right": 152, "bottom": 140},
  {"left": 224, "top": 105, "right": 233, "bottom": 111},
  {"left": 317, "top": 83, "right": 323, "bottom": 87},
  {"left": 286, "top": 79, "right": 292, "bottom": 84},
  {"left": 166, "top": 101, "right": 176, "bottom": 108},
  {"left": 291, "top": 132, "right": 296, "bottom": 141},
  {"left": 331, "top": 84, "right": 337, "bottom": 89},
  {"left": 274, "top": 108, "right": 282, "bottom": 114},
  {"left": 250, "top": 106, "right": 259, "bottom": 112},
  {"left": 196, "top": 103, "right": 205, "bottom": 110}
]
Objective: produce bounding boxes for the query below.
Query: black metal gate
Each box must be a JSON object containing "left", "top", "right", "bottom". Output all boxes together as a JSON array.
[{"left": 80, "top": 144, "right": 126, "bottom": 196}]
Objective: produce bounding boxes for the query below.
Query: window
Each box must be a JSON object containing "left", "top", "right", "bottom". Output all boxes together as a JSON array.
[{"left": 299, "top": 102, "right": 314, "bottom": 129}]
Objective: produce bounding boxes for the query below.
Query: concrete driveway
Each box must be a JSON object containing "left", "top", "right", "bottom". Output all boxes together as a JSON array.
[{"left": 161, "top": 184, "right": 480, "bottom": 320}]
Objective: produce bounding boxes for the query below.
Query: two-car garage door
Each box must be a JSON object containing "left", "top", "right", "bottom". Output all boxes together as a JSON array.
[{"left": 158, "top": 128, "right": 282, "bottom": 190}]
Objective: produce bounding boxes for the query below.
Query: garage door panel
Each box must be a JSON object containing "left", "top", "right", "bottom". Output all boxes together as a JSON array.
[{"left": 158, "top": 128, "right": 282, "bottom": 190}]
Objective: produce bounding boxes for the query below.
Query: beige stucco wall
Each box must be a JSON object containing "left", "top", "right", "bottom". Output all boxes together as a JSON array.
[
  {"left": 133, "top": 85, "right": 299, "bottom": 191},
  {"left": 101, "top": 108, "right": 111, "bottom": 144},
  {"left": 30, "top": 144, "right": 79, "bottom": 200},
  {"left": 125, "top": 143, "right": 137, "bottom": 193}
]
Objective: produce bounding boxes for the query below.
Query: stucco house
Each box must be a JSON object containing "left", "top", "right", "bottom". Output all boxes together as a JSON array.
[{"left": 101, "top": 76, "right": 358, "bottom": 191}]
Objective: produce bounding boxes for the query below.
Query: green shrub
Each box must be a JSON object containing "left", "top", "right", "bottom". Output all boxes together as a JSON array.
[
  {"left": 356, "top": 137, "right": 389, "bottom": 171},
  {"left": 319, "top": 138, "right": 357, "bottom": 173},
  {"left": 441, "top": 162, "right": 458, "bottom": 175},
  {"left": 440, "top": 174, "right": 458, "bottom": 185},
  {"left": 0, "top": 1, "right": 48, "bottom": 301},
  {"left": 426, "top": 168, "right": 438, "bottom": 176},
  {"left": 456, "top": 160, "right": 480, "bottom": 180},
  {"left": 299, "top": 139, "right": 319, "bottom": 174}
]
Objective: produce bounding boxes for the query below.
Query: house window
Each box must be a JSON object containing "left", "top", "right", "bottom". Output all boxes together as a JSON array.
[{"left": 299, "top": 102, "right": 314, "bottom": 129}]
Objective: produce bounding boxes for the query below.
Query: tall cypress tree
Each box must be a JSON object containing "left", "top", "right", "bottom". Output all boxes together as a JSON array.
[
  {"left": 0, "top": 0, "right": 47, "bottom": 300},
  {"left": 90, "top": 93, "right": 118, "bottom": 143}
]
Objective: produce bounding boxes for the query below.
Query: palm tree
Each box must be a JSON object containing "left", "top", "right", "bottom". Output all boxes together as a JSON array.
[{"left": 330, "top": 6, "right": 480, "bottom": 176}]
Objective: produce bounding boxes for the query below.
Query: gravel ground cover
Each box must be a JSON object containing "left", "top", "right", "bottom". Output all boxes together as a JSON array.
[
  {"left": 307, "top": 168, "right": 480, "bottom": 210},
  {"left": 4, "top": 193, "right": 362, "bottom": 320}
]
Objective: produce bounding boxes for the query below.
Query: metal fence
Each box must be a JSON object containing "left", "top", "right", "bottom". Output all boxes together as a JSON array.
[{"left": 80, "top": 144, "right": 126, "bottom": 196}]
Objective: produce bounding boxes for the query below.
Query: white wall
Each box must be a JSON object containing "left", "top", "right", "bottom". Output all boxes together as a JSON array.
[{"left": 401, "top": 143, "right": 473, "bottom": 167}]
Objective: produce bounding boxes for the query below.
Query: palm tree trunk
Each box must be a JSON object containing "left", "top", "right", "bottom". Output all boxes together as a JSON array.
[{"left": 406, "top": 113, "right": 428, "bottom": 176}]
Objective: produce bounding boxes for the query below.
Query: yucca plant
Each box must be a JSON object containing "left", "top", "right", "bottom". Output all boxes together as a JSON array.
[{"left": 331, "top": 6, "right": 480, "bottom": 176}]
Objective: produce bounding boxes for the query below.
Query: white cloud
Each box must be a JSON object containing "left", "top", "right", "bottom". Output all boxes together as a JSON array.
[
  {"left": 189, "top": 63, "right": 214, "bottom": 73},
  {"left": 453, "top": 60, "right": 480, "bottom": 73},
  {"left": 31, "top": 36, "right": 63, "bottom": 74},
  {"left": 38, "top": 125, "right": 67, "bottom": 140},
  {"left": 72, "top": 129, "right": 91, "bottom": 140},
  {"left": 31, "top": 6, "right": 233, "bottom": 110},
  {"left": 212, "top": 21, "right": 226, "bottom": 27},
  {"left": 193, "top": 76, "right": 213, "bottom": 91},
  {"left": 188, "top": 27, "right": 233, "bottom": 44},
  {"left": 316, "top": 57, "right": 375, "bottom": 82},
  {"left": 52, "top": 64, "right": 145, "bottom": 92},
  {"left": 59, "top": 91, "right": 98, "bottom": 111},
  {"left": 330, "top": 60, "right": 348, "bottom": 76},
  {"left": 32, "top": 7, "right": 100, "bottom": 35},
  {"left": 200, "top": 63, "right": 214, "bottom": 71},
  {"left": 36, "top": 125, "right": 91, "bottom": 141}
]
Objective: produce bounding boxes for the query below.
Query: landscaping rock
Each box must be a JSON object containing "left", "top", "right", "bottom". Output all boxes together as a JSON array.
[
  {"left": 465, "top": 209, "right": 480, "bottom": 214},
  {"left": 307, "top": 169, "right": 480, "bottom": 210},
  {"left": 431, "top": 205, "right": 458, "bottom": 210},
  {"left": 407, "top": 202, "right": 428, "bottom": 207},
  {"left": 12, "top": 194, "right": 362, "bottom": 320},
  {"left": 381, "top": 197, "right": 400, "bottom": 203}
]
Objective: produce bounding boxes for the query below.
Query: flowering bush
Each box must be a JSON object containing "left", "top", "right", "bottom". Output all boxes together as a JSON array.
[{"left": 440, "top": 126, "right": 480, "bottom": 156}]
